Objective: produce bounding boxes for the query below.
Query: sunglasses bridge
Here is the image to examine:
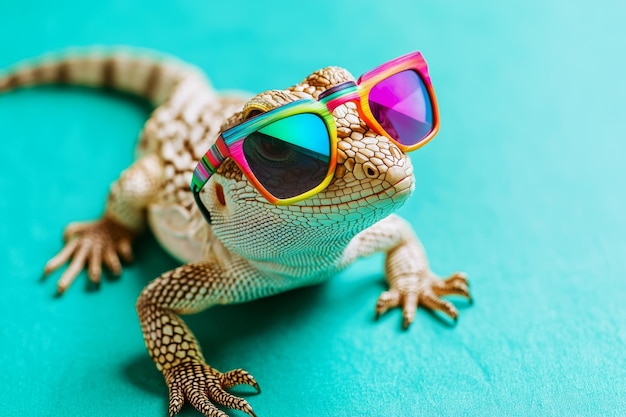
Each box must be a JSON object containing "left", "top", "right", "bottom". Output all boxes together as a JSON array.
[{"left": 317, "top": 81, "right": 360, "bottom": 112}]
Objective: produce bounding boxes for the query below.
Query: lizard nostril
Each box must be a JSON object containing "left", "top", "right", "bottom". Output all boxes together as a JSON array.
[{"left": 367, "top": 167, "right": 375, "bottom": 176}]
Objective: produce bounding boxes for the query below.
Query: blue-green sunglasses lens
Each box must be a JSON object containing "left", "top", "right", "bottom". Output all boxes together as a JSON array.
[{"left": 243, "top": 113, "right": 331, "bottom": 200}]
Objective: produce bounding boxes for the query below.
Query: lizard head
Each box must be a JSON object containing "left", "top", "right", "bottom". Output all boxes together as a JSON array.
[{"left": 200, "top": 66, "right": 415, "bottom": 265}]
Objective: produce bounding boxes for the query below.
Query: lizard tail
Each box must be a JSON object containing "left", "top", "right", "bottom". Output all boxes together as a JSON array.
[{"left": 0, "top": 47, "right": 209, "bottom": 105}]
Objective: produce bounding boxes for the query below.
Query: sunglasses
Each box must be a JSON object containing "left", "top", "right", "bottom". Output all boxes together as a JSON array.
[{"left": 192, "top": 51, "right": 439, "bottom": 223}]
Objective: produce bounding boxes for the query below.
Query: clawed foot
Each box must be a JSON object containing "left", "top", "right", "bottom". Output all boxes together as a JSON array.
[
  {"left": 43, "top": 217, "right": 135, "bottom": 294},
  {"left": 375, "top": 272, "right": 471, "bottom": 328},
  {"left": 165, "top": 362, "right": 260, "bottom": 417}
]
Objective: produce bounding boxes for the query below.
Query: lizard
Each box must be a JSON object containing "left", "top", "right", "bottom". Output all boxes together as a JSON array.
[{"left": 0, "top": 47, "right": 471, "bottom": 417}]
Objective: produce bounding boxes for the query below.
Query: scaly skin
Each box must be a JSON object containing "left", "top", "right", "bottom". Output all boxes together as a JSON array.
[{"left": 1, "top": 48, "right": 471, "bottom": 417}]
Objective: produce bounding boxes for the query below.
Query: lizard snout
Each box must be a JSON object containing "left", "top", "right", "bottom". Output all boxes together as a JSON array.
[
  {"left": 385, "top": 165, "right": 409, "bottom": 184},
  {"left": 385, "top": 165, "right": 414, "bottom": 190},
  {"left": 375, "top": 154, "right": 415, "bottom": 202},
  {"left": 329, "top": 133, "right": 415, "bottom": 210}
]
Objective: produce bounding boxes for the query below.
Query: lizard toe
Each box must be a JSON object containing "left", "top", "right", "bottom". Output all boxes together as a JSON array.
[
  {"left": 375, "top": 289, "right": 401, "bottom": 319},
  {"left": 432, "top": 272, "right": 472, "bottom": 300},
  {"left": 421, "top": 291, "right": 459, "bottom": 321},
  {"left": 221, "top": 368, "right": 261, "bottom": 392}
]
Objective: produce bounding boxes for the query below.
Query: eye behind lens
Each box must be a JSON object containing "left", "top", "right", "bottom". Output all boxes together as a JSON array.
[
  {"left": 255, "top": 135, "right": 295, "bottom": 165},
  {"left": 241, "top": 112, "right": 332, "bottom": 200}
]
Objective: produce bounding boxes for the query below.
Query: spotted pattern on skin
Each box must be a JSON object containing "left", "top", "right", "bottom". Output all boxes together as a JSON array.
[
  {"left": 2, "top": 48, "right": 472, "bottom": 417},
  {"left": 142, "top": 94, "right": 249, "bottom": 210}
]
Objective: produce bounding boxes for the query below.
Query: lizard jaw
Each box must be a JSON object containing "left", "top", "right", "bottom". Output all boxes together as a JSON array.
[{"left": 291, "top": 174, "right": 415, "bottom": 209}]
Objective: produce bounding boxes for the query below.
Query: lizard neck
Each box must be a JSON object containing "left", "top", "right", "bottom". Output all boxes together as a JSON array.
[
  {"left": 247, "top": 238, "right": 350, "bottom": 283},
  {"left": 201, "top": 235, "right": 349, "bottom": 303},
  {"left": 209, "top": 204, "right": 365, "bottom": 285}
]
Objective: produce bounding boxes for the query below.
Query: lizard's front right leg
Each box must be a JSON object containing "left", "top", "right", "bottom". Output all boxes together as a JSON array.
[
  {"left": 44, "top": 154, "right": 163, "bottom": 293},
  {"left": 136, "top": 262, "right": 260, "bottom": 417}
]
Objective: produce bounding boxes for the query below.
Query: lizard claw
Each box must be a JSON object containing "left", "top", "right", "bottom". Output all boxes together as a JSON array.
[
  {"left": 164, "top": 362, "right": 260, "bottom": 417},
  {"left": 44, "top": 217, "right": 134, "bottom": 293},
  {"left": 375, "top": 271, "right": 471, "bottom": 328}
]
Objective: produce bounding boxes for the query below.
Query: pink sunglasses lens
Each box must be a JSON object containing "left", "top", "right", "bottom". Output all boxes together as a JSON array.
[{"left": 368, "top": 70, "right": 433, "bottom": 147}]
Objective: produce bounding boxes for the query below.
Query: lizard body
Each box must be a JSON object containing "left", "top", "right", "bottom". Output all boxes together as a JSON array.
[{"left": 1, "top": 47, "right": 470, "bottom": 417}]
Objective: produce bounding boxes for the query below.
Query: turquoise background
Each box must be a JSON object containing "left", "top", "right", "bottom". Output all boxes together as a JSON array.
[{"left": 1, "top": 0, "right": 625, "bottom": 416}]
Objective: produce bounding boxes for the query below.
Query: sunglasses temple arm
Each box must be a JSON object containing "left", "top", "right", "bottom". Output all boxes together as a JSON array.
[
  {"left": 191, "top": 138, "right": 231, "bottom": 225},
  {"left": 192, "top": 188, "right": 212, "bottom": 224}
]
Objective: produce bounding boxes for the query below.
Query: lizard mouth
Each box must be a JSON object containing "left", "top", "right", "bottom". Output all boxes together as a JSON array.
[
  {"left": 351, "top": 176, "right": 414, "bottom": 207},
  {"left": 386, "top": 176, "right": 414, "bottom": 196},
  {"left": 214, "top": 171, "right": 414, "bottom": 215},
  {"left": 286, "top": 176, "right": 414, "bottom": 212}
]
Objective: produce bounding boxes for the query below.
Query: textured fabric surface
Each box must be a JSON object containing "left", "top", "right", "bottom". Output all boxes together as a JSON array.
[{"left": 1, "top": 1, "right": 624, "bottom": 416}]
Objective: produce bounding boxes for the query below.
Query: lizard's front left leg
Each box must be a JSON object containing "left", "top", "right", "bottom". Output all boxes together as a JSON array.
[
  {"left": 136, "top": 261, "right": 260, "bottom": 417},
  {"left": 44, "top": 154, "right": 163, "bottom": 293},
  {"left": 345, "top": 214, "right": 471, "bottom": 328}
]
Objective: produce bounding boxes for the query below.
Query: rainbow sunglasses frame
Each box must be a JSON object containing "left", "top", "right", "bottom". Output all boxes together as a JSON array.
[{"left": 191, "top": 51, "right": 440, "bottom": 221}]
